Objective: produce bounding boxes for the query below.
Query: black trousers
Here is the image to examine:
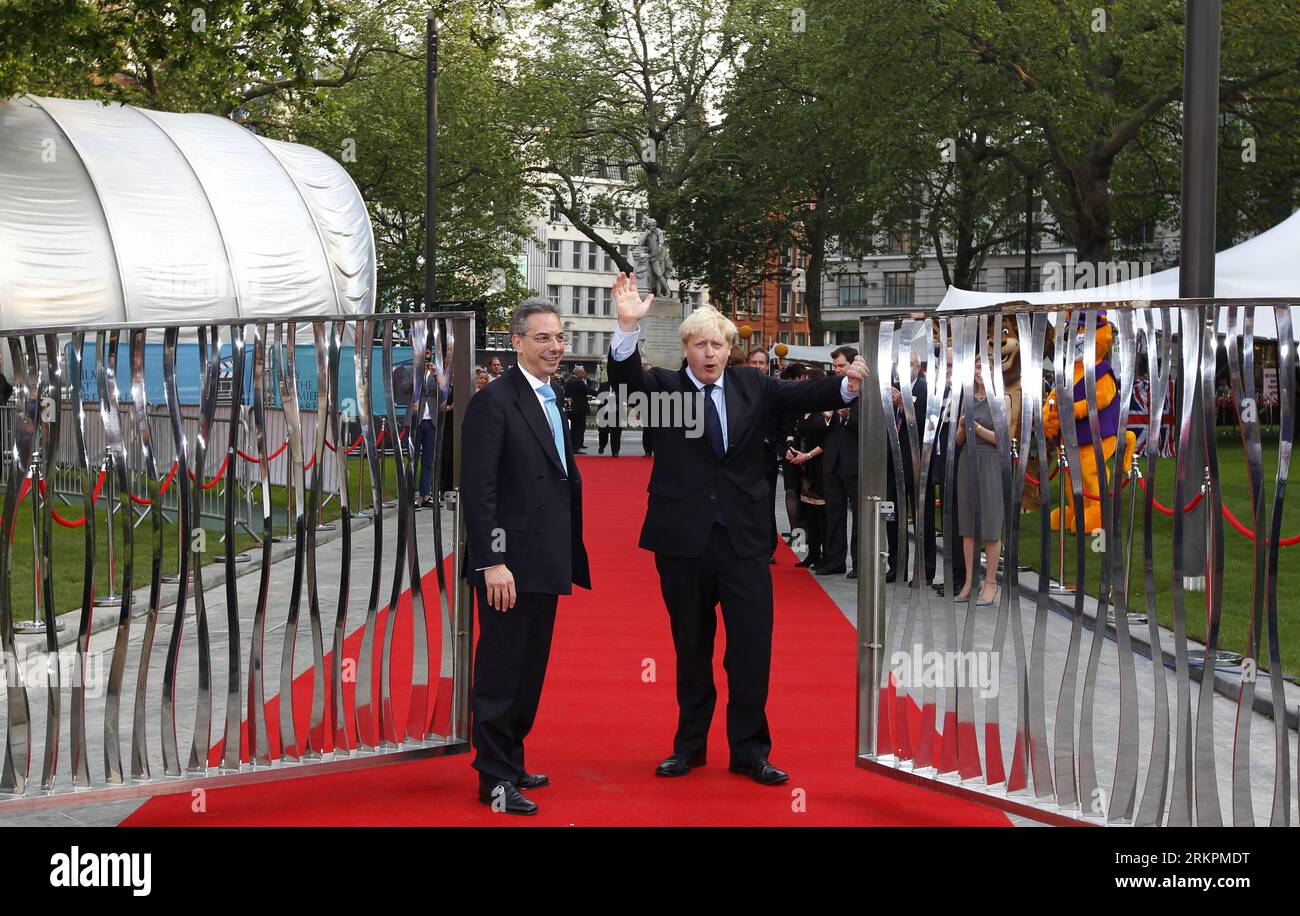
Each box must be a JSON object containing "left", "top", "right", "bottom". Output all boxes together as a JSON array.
[
  {"left": 924, "top": 458, "right": 966, "bottom": 587},
  {"left": 471, "top": 588, "right": 557, "bottom": 785},
  {"left": 598, "top": 423, "right": 622, "bottom": 455},
  {"left": 654, "top": 524, "right": 773, "bottom": 765},
  {"left": 415, "top": 418, "right": 436, "bottom": 497},
  {"left": 822, "top": 469, "right": 858, "bottom": 569},
  {"left": 642, "top": 425, "right": 654, "bottom": 456},
  {"left": 569, "top": 412, "right": 586, "bottom": 450},
  {"left": 885, "top": 463, "right": 914, "bottom": 578}
]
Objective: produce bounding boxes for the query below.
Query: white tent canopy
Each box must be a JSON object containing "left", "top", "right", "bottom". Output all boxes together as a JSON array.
[
  {"left": 938, "top": 209, "right": 1300, "bottom": 337},
  {"left": 0, "top": 96, "right": 375, "bottom": 329}
]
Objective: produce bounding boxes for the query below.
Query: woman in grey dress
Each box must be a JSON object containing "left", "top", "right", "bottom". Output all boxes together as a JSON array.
[{"left": 955, "top": 358, "right": 1008, "bottom": 605}]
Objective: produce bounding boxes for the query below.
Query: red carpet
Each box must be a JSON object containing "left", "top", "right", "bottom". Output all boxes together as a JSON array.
[{"left": 122, "top": 456, "right": 1010, "bottom": 826}]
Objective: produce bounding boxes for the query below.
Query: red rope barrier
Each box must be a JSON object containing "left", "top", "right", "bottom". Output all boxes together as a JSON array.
[
  {"left": 1219, "top": 502, "right": 1300, "bottom": 547},
  {"left": 1134, "top": 476, "right": 1209, "bottom": 517},
  {"left": 236, "top": 438, "right": 289, "bottom": 464},
  {"left": 188, "top": 453, "right": 230, "bottom": 491},
  {"left": 36, "top": 470, "right": 107, "bottom": 528},
  {"left": 1024, "top": 463, "right": 1063, "bottom": 488}
]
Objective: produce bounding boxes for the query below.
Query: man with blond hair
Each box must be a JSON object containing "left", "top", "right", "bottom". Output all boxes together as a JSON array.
[{"left": 606, "top": 273, "right": 869, "bottom": 785}]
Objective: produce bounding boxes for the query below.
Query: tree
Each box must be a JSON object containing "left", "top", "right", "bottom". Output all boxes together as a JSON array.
[{"left": 509, "top": 0, "right": 759, "bottom": 277}]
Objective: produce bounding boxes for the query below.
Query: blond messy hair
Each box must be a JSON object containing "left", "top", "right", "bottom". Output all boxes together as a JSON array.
[{"left": 678, "top": 305, "right": 737, "bottom": 346}]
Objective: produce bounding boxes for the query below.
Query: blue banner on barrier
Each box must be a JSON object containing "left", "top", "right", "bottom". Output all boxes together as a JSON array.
[{"left": 75, "top": 342, "right": 415, "bottom": 415}]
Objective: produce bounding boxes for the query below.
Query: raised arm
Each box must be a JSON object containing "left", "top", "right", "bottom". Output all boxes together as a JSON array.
[{"left": 606, "top": 272, "right": 664, "bottom": 396}]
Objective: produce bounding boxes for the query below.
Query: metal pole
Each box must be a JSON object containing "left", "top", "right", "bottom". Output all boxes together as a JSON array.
[
  {"left": 96, "top": 451, "right": 123, "bottom": 607},
  {"left": 1053, "top": 444, "right": 1073, "bottom": 594},
  {"left": 1177, "top": 0, "right": 1221, "bottom": 591}
]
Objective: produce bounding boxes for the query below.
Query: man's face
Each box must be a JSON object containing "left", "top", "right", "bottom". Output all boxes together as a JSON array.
[
  {"left": 683, "top": 329, "right": 729, "bottom": 384},
  {"left": 832, "top": 354, "right": 850, "bottom": 376},
  {"left": 512, "top": 313, "right": 564, "bottom": 378},
  {"left": 490, "top": 357, "right": 502, "bottom": 375},
  {"left": 748, "top": 351, "right": 769, "bottom": 371}
]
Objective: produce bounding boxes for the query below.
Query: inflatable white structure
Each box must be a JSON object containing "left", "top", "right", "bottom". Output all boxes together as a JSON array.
[{"left": 0, "top": 95, "right": 375, "bottom": 328}]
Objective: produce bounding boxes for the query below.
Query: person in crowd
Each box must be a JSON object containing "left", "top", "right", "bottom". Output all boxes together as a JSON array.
[
  {"left": 954, "top": 355, "right": 1007, "bottom": 606},
  {"left": 788, "top": 367, "right": 829, "bottom": 569},
  {"left": 460, "top": 298, "right": 590, "bottom": 815},
  {"left": 595, "top": 372, "right": 623, "bottom": 457},
  {"left": 778, "top": 363, "right": 807, "bottom": 553},
  {"left": 563, "top": 365, "right": 597, "bottom": 453},
  {"left": 749, "top": 347, "right": 780, "bottom": 562},
  {"left": 819, "top": 346, "right": 860, "bottom": 578},
  {"left": 475, "top": 369, "right": 490, "bottom": 391},
  {"left": 884, "top": 351, "right": 927, "bottom": 581},
  {"left": 488, "top": 356, "right": 503, "bottom": 381}
]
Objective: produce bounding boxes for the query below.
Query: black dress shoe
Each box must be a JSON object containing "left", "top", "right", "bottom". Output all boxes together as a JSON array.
[
  {"left": 768, "top": 555, "right": 776, "bottom": 565},
  {"left": 814, "top": 563, "right": 846, "bottom": 576},
  {"left": 516, "top": 772, "right": 549, "bottom": 789},
  {"left": 478, "top": 782, "right": 539, "bottom": 815},
  {"left": 655, "top": 753, "right": 706, "bottom": 777},
  {"left": 728, "top": 759, "right": 789, "bottom": 785},
  {"left": 795, "top": 554, "right": 820, "bottom": 568},
  {"left": 846, "top": 569, "right": 857, "bottom": 579}
]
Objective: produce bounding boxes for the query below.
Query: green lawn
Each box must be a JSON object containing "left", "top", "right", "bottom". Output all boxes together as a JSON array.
[
  {"left": 1010, "top": 432, "right": 1300, "bottom": 676},
  {"left": 1, "top": 456, "right": 405, "bottom": 628}
]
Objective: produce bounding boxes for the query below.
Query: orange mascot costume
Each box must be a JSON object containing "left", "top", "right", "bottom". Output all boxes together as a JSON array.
[{"left": 1042, "top": 311, "right": 1136, "bottom": 533}]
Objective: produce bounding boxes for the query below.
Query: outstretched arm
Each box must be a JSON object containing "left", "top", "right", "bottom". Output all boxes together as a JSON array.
[{"left": 770, "top": 356, "right": 870, "bottom": 414}]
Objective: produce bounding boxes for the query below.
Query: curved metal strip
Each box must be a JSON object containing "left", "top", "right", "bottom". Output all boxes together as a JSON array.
[
  {"left": 893, "top": 318, "right": 923, "bottom": 762},
  {"left": 37, "top": 334, "right": 64, "bottom": 791},
  {"left": 425, "top": 317, "right": 457, "bottom": 740},
  {"left": 1166, "top": 305, "right": 1201, "bottom": 826},
  {"left": 1022, "top": 313, "right": 1055, "bottom": 801},
  {"left": 1263, "top": 305, "right": 1293, "bottom": 825},
  {"left": 952, "top": 314, "right": 982, "bottom": 781},
  {"left": 981, "top": 315, "right": 1013, "bottom": 788},
  {"left": 1135, "top": 307, "right": 1175, "bottom": 826},
  {"left": 99, "top": 329, "right": 134, "bottom": 784},
  {"left": 875, "top": 321, "right": 904, "bottom": 760},
  {"left": 302, "top": 321, "right": 329, "bottom": 758},
  {"left": 1194, "top": 312, "right": 1224, "bottom": 826},
  {"left": 129, "top": 328, "right": 164, "bottom": 780},
  {"left": 379, "top": 321, "right": 409, "bottom": 747},
  {"left": 67, "top": 334, "right": 94, "bottom": 787},
  {"left": 326, "top": 321, "right": 352, "bottom": 755},
  {"left": 185, "top": 326, "right": 219, "bottom": 773},
  {"left": 912, "top": 318, "right": 945, "bottom": 771},
  {"left": 1051, "top": 306, "right": 1086, "bottom": 811},
  {"left": 246, "top": 322, "right": 273, "bottom": 767},
  {"left": 1105, "top": 308, "right": 1140, "bottom": 822},
  {"left": 353, "top": 318, "right": 383, "bottom": 751},
  {"left": 403, "top": 318, "right": 431, "bottom": 741},
  {"left": 3, "top": 337, "right": 40, "bottom": 793},
  {"left": 276, "top": 322, "right": 307, "bottom": 761},
  {"left": 219, "top": 324, "right": 246, "bottom": 771},
  {"left": 1078, "top": 309, "right": 1111, "bottom": 815}
]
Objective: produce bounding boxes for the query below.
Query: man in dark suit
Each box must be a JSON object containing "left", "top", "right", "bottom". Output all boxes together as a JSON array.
[
  {"left": 819, "top": 346, "right": 860, "bottom": 578},
  {"left": 606, "top": 273, "right": 869, "bottom": 785},
  {"left": 563, "top": 365, "right": 596, "bottom": 453},
  {"left": 595, "top": 374, "right": 623, "bottom": 456},
  {"left": 461, "top": 297, "right": 591, "bottom": 815},
  {"left": 884, "top": 355, "right": 928, "bottom": 583}
]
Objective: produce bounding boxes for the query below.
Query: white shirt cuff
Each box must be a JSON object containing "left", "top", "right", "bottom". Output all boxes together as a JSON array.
[
  {"left": 840, "top": 376, "right": 859, "bottom": 402},
  {"left": 610, "top": 325, "right": 640, "bottom": 361}
]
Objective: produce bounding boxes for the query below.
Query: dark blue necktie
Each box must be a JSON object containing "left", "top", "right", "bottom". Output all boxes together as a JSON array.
[
  {"left": 703, "top": 383, "right": 725, "bottom": 460},
  {"left": 703, "top": 383, "right": 725, "bottom": 525}
]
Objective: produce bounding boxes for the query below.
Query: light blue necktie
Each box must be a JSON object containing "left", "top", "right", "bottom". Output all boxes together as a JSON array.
[{"left": 538, "top": 384, "right": 569, "bottom": 474}]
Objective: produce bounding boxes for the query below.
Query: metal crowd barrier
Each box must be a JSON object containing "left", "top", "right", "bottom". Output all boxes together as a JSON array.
[
  {"left": 0, "top": 312, "right": 474, "bottom": 808},
  {"left": 855, "top": 299, "right": 1297, "bottom": 826}
]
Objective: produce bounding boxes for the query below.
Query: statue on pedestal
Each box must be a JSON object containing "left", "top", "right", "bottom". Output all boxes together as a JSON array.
[{"left": 637, "top": 218, "right": 674, "bottom": 299}]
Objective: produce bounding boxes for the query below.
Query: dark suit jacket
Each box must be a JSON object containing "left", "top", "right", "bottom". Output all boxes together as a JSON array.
[
  {"left": 564, "top": 375, "right": 596, "bottom": 417},
  {"left": 460, "top": 365, "right": 591, "bottom": 595},
  {"left": 607, "top": 346, "right": 852, "bottom": 559},
  {"left": 823, "top": 397, "right": 859, "bottom": 477}
]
